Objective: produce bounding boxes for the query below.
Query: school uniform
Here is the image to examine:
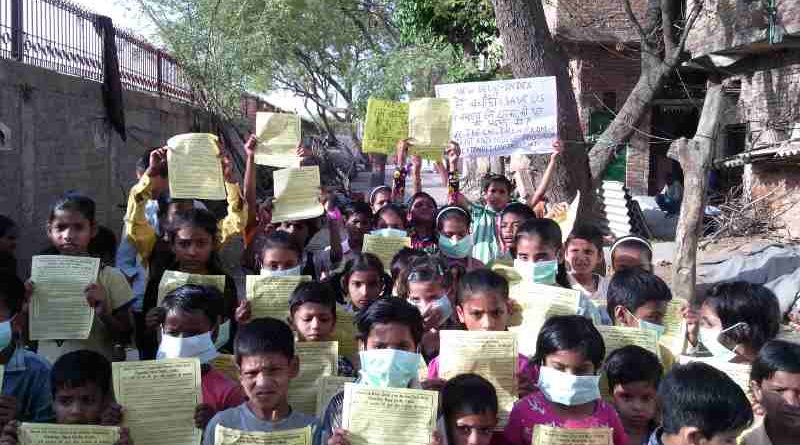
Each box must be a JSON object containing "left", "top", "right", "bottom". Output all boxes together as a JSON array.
[
  {"left": 202, "top": 404, "right": 318, "bottom": 445},
  {"left": 2, "top": 346, "right": 54, "bottom": 422}
]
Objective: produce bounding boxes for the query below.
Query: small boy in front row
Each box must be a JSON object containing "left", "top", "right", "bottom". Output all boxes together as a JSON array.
[
  {"left": 649, "top": 362, "right": 752, "bottom": 445},
  {"left": 202, "top": 318, "right": 318, "bottom": 445},
  {"left": 0, "top": 350, "right": 131, "bottom": 445},
  {"left": 605, "top": 346, "right": 663, "bottom": 445}
]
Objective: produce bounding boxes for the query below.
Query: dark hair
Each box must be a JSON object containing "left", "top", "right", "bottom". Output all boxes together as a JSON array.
[
  {"left": 397, "top": 254, "right": 450, "bottom": 299},
  {"left": 442, "top": 374, "right": 498, "bottom": 444},
  {"left": 533, "top": 315, "right": 605, "bottom": 369},
  {"left": 606, "top": 268, "right": 672, "bottom": 322},
  {"left": 355, "top": 296, "right": 423, "bottom": 346},
  {"left": 51, "top": 350, "right": 112, "bottom": 396},
  {"left": 514, "top": 218, "right": 570, "bottom": 287},
  {"left": 137, "top": 149, "right": 168, "bottom": 177},
  {"left": 0, "top": 215, "right": 16, "bottom": 238},
  {"left": 289, "top": 281, "right": 337, "bottom": 318},
  {"left": 330, "top": 252, "right": 391, "bottom": 305},
  {"left": 408, "top": 192, "right": 437, "bottom": 211},
  {"left": 611, "top": 236, "right": 653, "bottom": 266},
  {"left": 457, "top": 269, "right": 509, "bottom": 305},
  {"left": 436, "top": 206, "right": 471, "bottom": 232},
  {"left": 234, "top": 317, "right": 295, "bottom": 364},
  {"left": 369, "top": 185, "right": 392, "bottom": 206},
  {"left": 162, "top": 284, "right": 223, "bottom": 325},
  {"left": 566, "top": 225, "right": 604, "bottom": 253},
  {"left": 751, "top": 340, "right": 800, "bottom": 383},
  {"left": 482, "top": 174, "right": 513, "bottom": 194},
  {"left": 167, "top": 208, "right": 219, "bottom": 242},
  {"left": 88, "top": 225, "right": 118, "bottom": 267},
  {"left": 0, "top": 273, "right": 23, "bottom": 316},
  {"left": 390, "top": 247, "right": 427, "bottom": 285},
  {"left": 344, "top": 201, "right": 372, "bottom": 220},
  {"left": 49, "top": 192, "right": 96, "bottom": 224},
  {"left": 258, "top": 230, "right": 304, "bottom": 268},
  {"left": 500, "top": 202, "right": 535, "bottom": 221},
  {"left": 702, "top": 281, "right": 780, "bottom": 352},
  {"left": 659, "top": 362, "right": 753, "bottom": 437},
  {"left": 604, "top": 345, "right": 663, "bottom": 391},
  {"left": 374, "top": 204, "right": 406, "bottom": 228}
]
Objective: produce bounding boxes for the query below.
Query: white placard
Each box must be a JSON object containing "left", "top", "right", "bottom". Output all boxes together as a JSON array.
[{"left": 435, "top": 76, "right": 557, "bottom": 158}]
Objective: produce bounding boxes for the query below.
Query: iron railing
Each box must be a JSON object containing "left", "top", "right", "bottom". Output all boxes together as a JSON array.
[{"left": 0, "top": 0, "right": 194, "bottom": 103}]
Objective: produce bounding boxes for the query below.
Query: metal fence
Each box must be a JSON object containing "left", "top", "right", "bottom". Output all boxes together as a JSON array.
[{"left": 0, "top": 0, "right": 194, "bottom": 103}]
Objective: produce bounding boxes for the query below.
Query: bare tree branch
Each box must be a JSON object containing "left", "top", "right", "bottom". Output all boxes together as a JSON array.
[
  {"left": 675, "top": 0, "right": 703, "bottom": 58},
  {"left": 623, "top": 0, "right": 649, "bottom": 47},
  {"left": 660, "top": 0, "right": 676, "bottom": 56}
]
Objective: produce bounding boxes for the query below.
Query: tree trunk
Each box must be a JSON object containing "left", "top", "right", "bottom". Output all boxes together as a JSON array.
[
  {"left": 670, "top": 77, "right": 724, "bottom": 302},
  {"left": 491, "top": 0, "right": 593, "bottom": 212}
]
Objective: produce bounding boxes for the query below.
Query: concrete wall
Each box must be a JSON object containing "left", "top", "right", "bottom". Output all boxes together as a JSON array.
[{"left": 0, "top": 59, "right": 212, "bottom": 273}]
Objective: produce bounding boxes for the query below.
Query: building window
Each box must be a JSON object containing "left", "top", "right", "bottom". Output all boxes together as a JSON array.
[{"left": 724, "top": 123, "right": 747, "bottom": 157}]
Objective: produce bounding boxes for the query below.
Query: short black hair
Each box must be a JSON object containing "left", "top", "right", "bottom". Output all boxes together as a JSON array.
[
  {"left": 482, "top": 174, "right": 512, "bottom": 194},
  {"left": 398, "top": 254, "right": 450, "bottom": 299},
  {"left": 162, "top": 284, "right": 223, "bottom": 325},
  {"left": 702, "top": 281, "right": 780, "bottom": 352},
  {"left": 658, "top": 362, "right": 753, "bottom": 437},
  {"left": 442, "top": 374, "right": 498, "bottom": 444},
  {"left": 289, "top": 281, "right": 337, "bottom": 318},
  {"left": 389, "top": 247, "right": 427, "bottom": 284},
  {"left": 457, "top": 269, "right": 509, "bottom": 305},
  {"left": 566, "top": 225, "right": 604, "bottom": 253},
  {"left": 751, "top": 340, "right": 800, "bottom": 384},
  {"left": 259, "top": 230, "right": 304, "bottom": 267},
  {"left": 436, "top": 206, "right": 471, "bottom": 231},
  {"left": 234, "top": 317, "right": 295, "bottom": 364},
  {"left": 0, "top": 273, "right": 23, "bottom": 316},
  {"left": 344, "top": 201, "right": 372, "bottom": 220},
  {"left": 355, "top": 297, "right": 423, "bottom": 347},
  {"left": 374, "top": 204, "right": 406, "bottom": 227},
  {"left": 167, "top": 208, "right": 219, "bottom": 241},
  {"left": 606, "top": 268, "right": 672, "bottom": 322},
  {"left": 51, "top": 350, "right": 112, "bottom": 396},
  {"left": 49, "top": 192, "right": 96, "bottom": 224},
  {"left": 515, "top": 218, "right": 563, "bottom": 250},
  {"left": 500, "top": 202, "right": 535, "bottom": 221},
  {"left": 604, "top": 345, "right": 663, "bottom": 391},
  {"left": 533, "top": 315, "right": 605, "bottom": 369}
]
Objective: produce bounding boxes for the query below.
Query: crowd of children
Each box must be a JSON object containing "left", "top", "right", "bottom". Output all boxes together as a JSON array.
[{"left": 0, "top": 135, "right": 798, "bottom": 445}]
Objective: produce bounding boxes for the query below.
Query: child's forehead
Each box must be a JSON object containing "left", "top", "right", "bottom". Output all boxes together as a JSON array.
[
  {"left": 461, "top": 291, "right": 507, "bottom": 307},
  {"left": 295, "top": 301, "right": 335, "bottom": 315},
  {"left": 238, "top": 352, "right": 292, "bottom": 368},
  {"left": 516, "top": 235, "right": 557, "bottom": 250},
  {"left": 56, "top": 381, "right": 105, "bottom": 396},
  {"left": 615, "top": 380, "right": 658, "bottom": 394}
]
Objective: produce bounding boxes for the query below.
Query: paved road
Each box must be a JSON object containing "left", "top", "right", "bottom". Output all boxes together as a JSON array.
[{"left": 349, "top": 160, "right": 448, "bottom": 205}]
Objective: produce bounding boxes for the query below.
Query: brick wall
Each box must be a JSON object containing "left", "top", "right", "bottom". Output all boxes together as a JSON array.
[
  {"left": 544, "top": 0, "right": 648, "bottom": 43},
  {"left": 751, "top": 162, "right": 800, "bottom": 238},
  {"left": 734, "top": 49, "right": 800, "bottom": 134}
]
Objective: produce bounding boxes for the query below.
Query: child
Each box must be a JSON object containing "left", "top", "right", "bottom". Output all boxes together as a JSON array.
[
  {"left": 0, "top": 216, "right": 18, "bottom": 277},
  {"left": 604, "top": 346, "right": 663, "bottom": 445},
  {"left": 342, "top": 202, "right": 372, "bottom": 255},
  {"left": 650, "top": 362, "right": 753, "bottom": 445},
  {"left": 565, "top": 226, "right": 609, "bottom": 301},
  {"left": 258, "top": 231, "right": 304, "bottom": 276},
  {"left": 334, "top": 253, "right": 389, "bottom": 311},
  {"left": 158, "top": 285, "right": 246, "bottom": 429},
  {"left": 0, "top": 273, "right": 53, "bottom": 423},
  {"left": 498, "top": 203, "right": 535, "bottom": 261},
  {"left": 289, "top": 282, "right": 356, "bottom": 377},
  {"left": 389, "top": 248, "right": 427, "bottom": 298},
  {"left": 373, "top": 204, "right": 407, "bottom": 232},
  {"left": 441, "top": 374, "right": 498, "bottom": 445},
  {"left": 428, "top": 269, "right": 538, "bottom": 397},
  {"left": 319, "top": 297, "right": 442, "bottom": 445},
  {"left": 202, "top": 318, "right": 317, "bottom": 445},
  {"left": 36, "top": 193, "right": 134, "bottom": 363},
  {"left": 743, "top": 340, "right": 800, "bottom": 445},
  {"left": 511, "top": 219, "right": 608, "bottom": 325},
  {"left": 399, "top": 255, "right": 453, "bottom": 361},
  {"left": 407, "top": 192, "right": 439, "bottom": 253},
  {"left": 141, "top": 209, "right": 237, "bottom": 359},
  {"left": 610, "top": 236, "right": 654, "bottom": 273},
  {"left": 436, "top": 206, "right": 483, "bottom": 271},
  {"left": 693, "top": 282, "right": 780, "bottom": 363},
  {"left": 369, "top": 186, "right": 393, "bottom": 214},
  {"left": 503, "top": 315, "right": 627, "bottom": 445},
  {"left": 0, "top": 350, "right": 131, "bottom": 445}
]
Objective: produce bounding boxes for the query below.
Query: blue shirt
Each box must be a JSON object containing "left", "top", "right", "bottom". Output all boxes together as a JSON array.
[
  {"left": 2, "top": 347, "right": 54, "bottom": 422},
  {"left": 116, "top": 200, "right": 159, "bottom": 312}
]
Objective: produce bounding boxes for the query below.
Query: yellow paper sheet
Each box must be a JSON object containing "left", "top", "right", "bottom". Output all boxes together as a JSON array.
[
  {"left": 29, "top": 255, "right": 99, "bottom": 341},
  {"left": 157, "top": 270, "right": 226, "bottom": 307},
  {"left": 596, "top": 325, "right": 661, "bottom": 361},
  {"left": 678, "top": 356, "right": 754, "bottom": 402},
  {"left": 245, "top": 275, "right": 312, "bottom": 322},
  {"left": 210, "top": 354, "right": 239, "bottom": 382},
  {"left": 508, "top": 283, "right": 580, "bottom": 357},
  {"left": 213, "top": 425, "right": 312, "bottom": 445},
  {"left": 659, "top": 298, "right": 688, "bottom": 356},
  {"left": 334, "top": 306, "right": 359, "bottom": 366},
  {"left": 271, "top": 167, "right": 325, "bottom": 223},
  {"left": 316, "top": 376, "right": 355, "bottom": 419},
  {"left": 408, "top": 98, "right": 452, "bottom": 160},
  {"left": 113, "top": 358, "right": 202, "bottom": 445},
  {"left": 556, "top": 191, "right": 580, "bottom": 243},
  {"left": 438, "top": 331, "right": 517, "bottom": 429},
  {"left": 361, "top": 234, "right": 411, "bottom": 271},
  {"left": 19, "top": 423, "right": 120, "bottom": 445},
  {"left": 342, "top": 383, "right": 439, "bottom": 445},
  {"left": 363, "top": 99, "right": 409, "bottom": 154},
  {"left": 254, "top": 112, "right": 302, "bottom": 168},
  {"left": 288, "top": 341, "right": 338, "bottom": 415},
  {"left": 531, "top": 425, "right": 612, "bottom": 445},
  {"left": 167, "top": 133, "right": 227, "bottom": 200}
]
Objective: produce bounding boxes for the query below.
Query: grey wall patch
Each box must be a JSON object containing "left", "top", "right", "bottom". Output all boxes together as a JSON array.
[{"left": 0, "top": 122, "right": 10, "bottom": 151}]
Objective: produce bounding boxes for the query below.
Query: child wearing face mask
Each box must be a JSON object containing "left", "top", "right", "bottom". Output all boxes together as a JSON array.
[
  {"left": 604, "top": 346, "right": 663, "bottom": 445},
  {"left": 389, "top": 248, "right": 427, "bottom": 298},
  {"left": 508, "top": 219, "right": 609, "bottom": 325},
  {"left": 157, "top": 285, "right": 246, "bottom": 431},
  {"left": 202, "top": 318, "right": 318, "bottom": 445},
  {"left": 503, "top": 315, "right": 628, "bottom": 445},
  {"left": 441, "top": 374, "right": 499, "bottom": 445},
  {"left": 565, "top": 226, "right": 608, "bottom": 302},
  {"left": 436, "top": 207, "right": 483, "bottom": 271},
  {"left": 0, "top": 350, "right": 131, "bottom": 445},
  {"left": 743, "top": 340, "right": 800, "bottom": 445},
  {"left": 332, "top": 253, "right": 389, "bottom": 312},
  {"left": 427, "top": 269, "right": 538, "bottom": 398},
  {"left": 373, "top": 204, "right": 407, "bottom": 233},
  {"left": 319, "top": 297, "right": 443, "bottom": 445}
]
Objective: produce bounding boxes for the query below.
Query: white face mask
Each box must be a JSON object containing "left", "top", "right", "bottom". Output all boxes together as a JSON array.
[
  {"left": 698, "top": 324, "right": 741, "bottom": 363},
  {"left": 626, "top": 309, "right": 666, "bottom": 337},
  {"left": 537, "top": 366, "right": 600, "bottom": 406},
  {"left": 260, "top": 264, "right": 302, "bottom": 277},
  {"left": 157, "top": 331, "right": 219, "bottom": 364},
  {"left": 371, "top": 228, "right": 408, "bottom": 238}
]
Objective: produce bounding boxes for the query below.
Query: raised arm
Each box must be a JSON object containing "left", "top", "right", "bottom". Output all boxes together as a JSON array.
[
  {"left": 391, "top": 139, "right": 410, "bottom": 203},
  {"left": 218, "top": 151, "right": 247, "bottom": 247},
  {"left": 243, "top": 135, "right": 258, "bottom": 233},
  {"left": 124, "top": 148, "right": 165, "bottom": 266},
  {"left": 411, "top": 154, "right": 423, "bottom": 196},
  {"left": 525, "top": 140, "right": 563, "bottom": 208},
  {"left": 445, "top": 142, "right": 470, "bottom": 209}
]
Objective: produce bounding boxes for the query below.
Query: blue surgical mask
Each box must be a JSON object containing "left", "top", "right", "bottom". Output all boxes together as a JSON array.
[
  {"left": 438, "top": 234, "right": 473, "bottom": 259},
  {"left": 359, "top": 349, "right": 421, "bottom": 388},
  {"left": 260, "top": 264, "right": 302, "bottom": 277},
  {"left": 626, "top": 309, "right": 666, "bottom": 337},
  {"left": 157, "top": 331, "right": 219, "bottom": 364},
  {"left": 514, "top": 259, "right": 559, "bottom": 285},
  {"left": 537, "top": 366, "right": 600, "bottom": 406},
  {"left": 371, "top": 228, "right": 408, "bottom": 238},
  {"left": 214, "top": 320, "right": 231, "bottom": 350},
  {"left": 408, "top": 295, "right": 453, "bottom": 327},
  {"left": 0, "top": 321, "right": 12, "bottom": 351}
]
